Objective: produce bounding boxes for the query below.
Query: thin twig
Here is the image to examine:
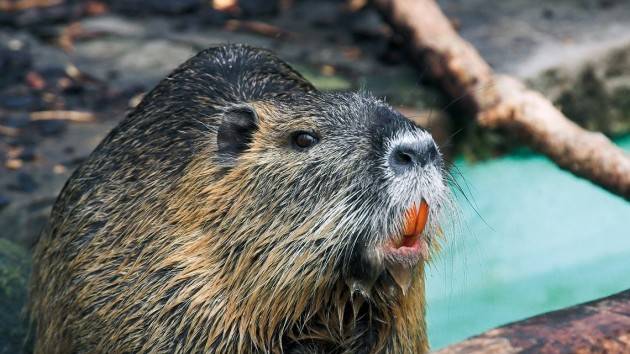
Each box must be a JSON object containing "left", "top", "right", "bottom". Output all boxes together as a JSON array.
[{"left": 30, "top": 110, "right": 96, "bottom": 123}]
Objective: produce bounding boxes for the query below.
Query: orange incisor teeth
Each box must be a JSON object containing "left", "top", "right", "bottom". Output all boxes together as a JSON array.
[{"left": 403, "top": 200, "right": 429, "bottom": 237}]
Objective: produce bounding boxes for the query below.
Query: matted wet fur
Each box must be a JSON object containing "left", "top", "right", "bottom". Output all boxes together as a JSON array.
[{"left": 30, "top": 44, "right": 451, "bottom": 353}]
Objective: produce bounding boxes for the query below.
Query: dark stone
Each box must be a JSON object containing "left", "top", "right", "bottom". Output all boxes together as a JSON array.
[
  {"left": 148, "top": 0, "right": 202, "bottom": 14},
  {"left": 3, "top": 114, "right": 30, "bottom": 129},
  {"left": 8, "top": 172, "right": 39, "bottom": 193},
  {"left": 31, "top": 119, "right": 67, "bottom": 137},
  {"left": 109, "top": 0, "right": 202, "bottom": 15},
  {"left": 542, "top": 8, "right": 555, "bottom": 20},
  {"left": 0, "top": 38, "right": 32, "bottom": 88},
  {"left": 598, "top": 0, "right": 621, "bottom": 9},
  {"left": 60, "top": 80, "right": 85, "bottom": 95},
  {"left": 37, "top": 66, "right": 67, "bottom": 81},
  {"left": 63, "top": 156, "right": 88, "bottom": 168},
  {"left": 297, "top": 1, "right": 340, "bottom": 27},
  {"left": 0, "top": 94, "right": 36, "bottom": 110},
  {"left": 200, "top": 8, "right": 232, "bottom": 26},
  {"left": 0, "top": 195, "right": 10, "bottom": 211},
  {"left": 239, "top": 0, "right": 278, "bottom": 18},
  {"left": 0, "top": 239, "right": 31, "bottom": 354},
  {"left": 348, "top": 9, "right": 387, "bottom": 40},
  {"left": 17, "top": 146, "right": 37, "bottom": 162},
  {"left": 0, "top": 1, "right": 88, "bottom": 28},
  {"left": 377, "top": 35, "right": 406, "bottom": 65},
  {"left": 26, "top": 197, "right": 56, "bottom": 213}
]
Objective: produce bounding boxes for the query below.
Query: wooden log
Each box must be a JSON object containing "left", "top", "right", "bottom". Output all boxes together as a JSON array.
[{"left": 434, "top": 289, "right": 630, "bottom": 353}]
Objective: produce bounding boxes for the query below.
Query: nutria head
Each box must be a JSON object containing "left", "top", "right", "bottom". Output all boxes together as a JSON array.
[{"left": 30, "top": 44, "right": 451, "bottom": 354}]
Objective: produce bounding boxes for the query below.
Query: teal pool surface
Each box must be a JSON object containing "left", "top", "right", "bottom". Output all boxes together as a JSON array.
[{"left": 426, "top": 137, "right": 630, "bottom": 349}]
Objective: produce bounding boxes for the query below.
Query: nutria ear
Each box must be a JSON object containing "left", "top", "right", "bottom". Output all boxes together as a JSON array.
[{"left": 216, "top": 105, "right": 258, "bottom": 165}]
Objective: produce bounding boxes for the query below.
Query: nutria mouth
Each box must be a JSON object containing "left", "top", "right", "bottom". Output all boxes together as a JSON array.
[
  {"left": 383, "top": 200, "right": 430, "bottom": 264},
  {"left": 375, "top": 200, "right": 431, "bottom": 294}
]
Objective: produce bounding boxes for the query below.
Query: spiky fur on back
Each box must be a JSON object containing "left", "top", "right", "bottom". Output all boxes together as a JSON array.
[{"left": 30, "top": 44, "right": 449, "bottom": 353}]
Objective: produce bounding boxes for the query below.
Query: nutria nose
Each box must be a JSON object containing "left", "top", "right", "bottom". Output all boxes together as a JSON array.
[{"left": 388, "top": 139, "right": 438, "bottom": 174}]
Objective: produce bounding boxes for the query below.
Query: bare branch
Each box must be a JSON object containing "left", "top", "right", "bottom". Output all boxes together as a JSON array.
[{"left": 374, "top": 0, "right": 630, "bottom": 199}]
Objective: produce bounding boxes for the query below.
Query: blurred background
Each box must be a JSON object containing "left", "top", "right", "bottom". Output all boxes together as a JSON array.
[{"left": 0, "top": 0, "right": 629, "bottom": 352}]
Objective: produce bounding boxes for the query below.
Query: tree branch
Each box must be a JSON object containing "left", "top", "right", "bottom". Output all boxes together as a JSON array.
[{"left": 374, "top": 0, "right": 630, "bottom": 199}]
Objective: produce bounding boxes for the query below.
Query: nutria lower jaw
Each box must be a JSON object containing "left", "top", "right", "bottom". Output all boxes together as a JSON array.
[
  {"left": 376, "top": 200, "right": 432, "bottom": 295},
  {"left": 384, "top": 236, "right": 429, "bottom": 262}
]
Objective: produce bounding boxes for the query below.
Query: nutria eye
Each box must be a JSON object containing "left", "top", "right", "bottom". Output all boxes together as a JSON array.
[{"left": 292, "top": 132, "right": 318, "bottom": 149}]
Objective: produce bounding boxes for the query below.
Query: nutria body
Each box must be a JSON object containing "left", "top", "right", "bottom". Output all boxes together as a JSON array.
[{"left": 30, "top": 44, "right": 450, "bottom": 353}]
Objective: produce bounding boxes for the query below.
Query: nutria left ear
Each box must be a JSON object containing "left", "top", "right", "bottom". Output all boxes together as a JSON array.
[{"left": 216, "top": 105, "right": 258, "bottom": 165}]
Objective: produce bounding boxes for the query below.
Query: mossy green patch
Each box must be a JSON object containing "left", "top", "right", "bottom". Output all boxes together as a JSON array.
[
  {"left": 529, "top": 45, "right": 630, "bottom": 138},
  {"left": 292, "top": 64, "right": 353, "bottom": 91},
  {"left": 358, "top": 67, "right": 444, "bottom": 109},
  {"left": 0, "top": 239, "right": 31, "bottom": 354}
]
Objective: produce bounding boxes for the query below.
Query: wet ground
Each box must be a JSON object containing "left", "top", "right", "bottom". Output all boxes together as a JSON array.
[{"left": 0, "top": 0, "right": 448, "bottom": 252}]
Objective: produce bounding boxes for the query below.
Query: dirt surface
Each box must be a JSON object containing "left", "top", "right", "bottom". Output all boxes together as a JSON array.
[{"left": 0, "top": 0, "right": 448, "bottom": 250}]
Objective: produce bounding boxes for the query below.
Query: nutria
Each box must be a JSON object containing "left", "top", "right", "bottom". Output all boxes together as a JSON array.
[{"left": 30, "top": 44, "right": 451, "bottom": 353}]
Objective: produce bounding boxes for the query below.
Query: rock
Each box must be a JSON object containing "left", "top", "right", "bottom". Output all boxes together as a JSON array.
[
  {"left": 147, "top": 0, "right": 201, "bottom": 14},
  {"left": 117, "top": 40, "right": 195, "bottom": 74},
  {"left": 239, "top": 0, "right": 278, "bottom": 18},
  {"left": 528, "top": 44, "right": 630, "bottom": 136},
  {"left": 108, "top": 0, "right": 202, "bottom": 15},
  {"left": 0, "top": 93, "right": 37, "bottom": 110},
  {"left": 295, "top": 1, "right": 340, "bottom": 27},
  {"left": 79, "top": 16, "right": 147, "bottom": 37},
  {"left": 73, "top": 36, "right": 196, "bottom": 89},
  {"left": 0, "top": 35, "right": 32, "bottom": 88},
  {"left": 31, "top": 120, "right": 68, "bottom": 137},
  {"left": 199, "top": 7, "right": 232, "bottom": 26},
  {"left": 8, "top": 172, "right": 39, "bottom": 193},
  {"left": 17, "top": 146, "right": 37, "bottom": 162},
  {"left": 0, "top": 119, "right": 117, "bottom": 248},
  {"left": 0, "top": 193, "right": 55, "bottom": 248},
  {"left": 0, "top": 239, "right": 31, "bottom": 354},
  {"left": 348, "top": 8, "right": 389, "bottom": 40},
  {"left": 1, "top": 113, "right": 30, "bottom": 130},
  {"left": 0, "top": 196, "right": 10, "bottom": 211},
  {"left": 0, "top": 1, "right": 91, "bottom": 28}
]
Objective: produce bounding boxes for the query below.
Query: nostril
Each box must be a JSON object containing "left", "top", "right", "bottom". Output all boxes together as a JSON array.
[
  {"left": 388, "top": 140, "right": 439, "bottom": 174},
  {"left": 395, "top": 150, "right": 414, "bottom": 166},
  {"left": 389, "top": 146, "right": 417, "bottom": 174}
]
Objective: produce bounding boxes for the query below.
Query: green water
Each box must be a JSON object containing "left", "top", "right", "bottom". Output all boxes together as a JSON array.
[{"left": 426, "top": 137, "right": 630, "bottom": 349}]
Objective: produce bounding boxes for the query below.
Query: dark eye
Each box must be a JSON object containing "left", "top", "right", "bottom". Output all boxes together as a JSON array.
[{"left": 292, "top": 131, "right": 319, "bottom": 149}]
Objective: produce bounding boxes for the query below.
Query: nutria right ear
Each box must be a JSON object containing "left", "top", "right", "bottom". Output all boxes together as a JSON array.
[{"left": 216, "top": 105, "right": 258, "bottom": 165}]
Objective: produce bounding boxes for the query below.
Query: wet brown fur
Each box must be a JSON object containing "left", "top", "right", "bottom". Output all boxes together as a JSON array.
[{"left": 30, "top": 44, "right": 437, "bottom": 353}]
